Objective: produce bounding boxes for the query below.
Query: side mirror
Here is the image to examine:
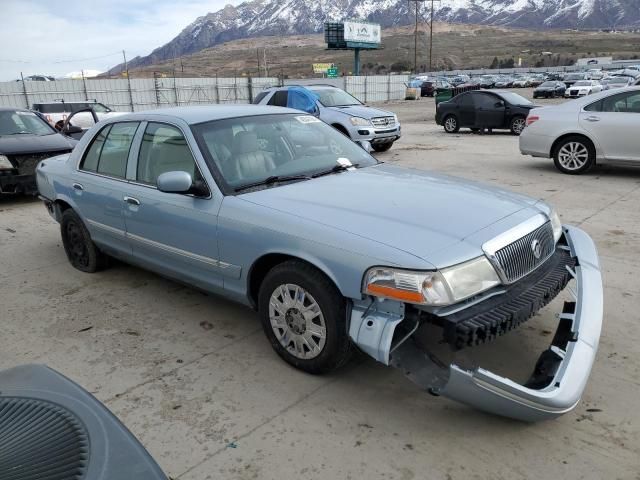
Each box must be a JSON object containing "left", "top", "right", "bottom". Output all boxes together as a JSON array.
[{"left": 157, "top": 171, "right": 209, "bottom": 196}]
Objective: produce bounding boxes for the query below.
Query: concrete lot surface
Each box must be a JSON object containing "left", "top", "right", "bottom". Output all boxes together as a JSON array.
[{"left": 1, "top": 92, "right": 639, "bottom": 479}]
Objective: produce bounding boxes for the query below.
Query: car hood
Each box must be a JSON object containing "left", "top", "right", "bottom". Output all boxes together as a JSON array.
[
  {"left": 0, "top": 133, "right": 76, "bottom": 155},
  {"left": 327, "top": 104, "right": 393, "bottom": 119},
  {"left": 239, "top": 164, "right": 543, "bottom": 266}
]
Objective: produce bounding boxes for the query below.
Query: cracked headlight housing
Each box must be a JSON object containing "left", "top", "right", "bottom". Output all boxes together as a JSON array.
[
  {"left": 363, "top": 256, "right": 501, "bottom": 306},
  {"left": 0, "top": 155, "right": 13, "bottom": 170},
  {"left": 548, "top": 208, "right": 563, "bottom": 243},
  {"left": 349, "top": 116, "right": 371, "bottom": 127}
]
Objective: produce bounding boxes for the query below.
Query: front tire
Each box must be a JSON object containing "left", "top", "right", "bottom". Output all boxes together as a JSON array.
[
  {"left": 553, "top": 136, "right": 595, "bottom": 174},
  {"left": 443, "top": 115, "right": 459, "bottom": 133},
  {"left": 60, "top": 209, "right": 107, "bottom": 272},
  {"left": 510, "top": 116, "right": 526, "bottom": 135},
  {"left": 372, "top": 142, "right": 393, "bottom": 152},
  {"left": 258, "top": 260, "right": 352, "bottom": 374}
]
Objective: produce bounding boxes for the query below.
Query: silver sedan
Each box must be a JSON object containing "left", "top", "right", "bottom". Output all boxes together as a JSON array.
[{"left": 520, "top": 86, "right": 640, "bottom": 174}]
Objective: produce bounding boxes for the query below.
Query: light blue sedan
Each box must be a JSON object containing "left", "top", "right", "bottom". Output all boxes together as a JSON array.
[{"left": 36, "top": 105, "right": 603, "bottom": 421}]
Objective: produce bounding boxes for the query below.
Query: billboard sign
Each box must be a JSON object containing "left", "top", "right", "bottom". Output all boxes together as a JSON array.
[
  {"left": 312, "top": 63, "right": 333, "bottom": 73},
  {"left": 344, "top": 21, "right": 381, "bottom": 45}
]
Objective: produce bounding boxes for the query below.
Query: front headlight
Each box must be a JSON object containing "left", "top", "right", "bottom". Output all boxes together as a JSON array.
[
  {"left": 0, "top": 155, "right": 13, "bottom": 170},
  {"left": 549, "top": 209, "right": 563, "bottom": 243},
  {"left": 349, "top": 117, "right": 371, "bottom": 127},
  {"left": 363, "top": 256, "right": 500, "bottom": 306}
]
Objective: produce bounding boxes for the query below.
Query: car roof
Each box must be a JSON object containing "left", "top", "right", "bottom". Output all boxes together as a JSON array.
[
  {"left": 33, "top": 100, "right": 99, "bottom": 104},
  {"left": 0, "top": 106, "right": 31, "bottom": 112},
  {"left": 109, "top": 105, "right": 299, "bottom": 125}
]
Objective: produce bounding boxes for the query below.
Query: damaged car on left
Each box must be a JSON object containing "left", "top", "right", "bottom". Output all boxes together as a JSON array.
[{"left": 0, "top": 107, "right": 77, "bottom": 195}]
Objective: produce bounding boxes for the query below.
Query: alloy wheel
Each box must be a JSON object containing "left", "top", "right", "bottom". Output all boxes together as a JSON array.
[
  {"left": 444, "top": 117, "right": 457, "bottom": 132},
  {"left": 558, "top": 142, "right": 589, "bottom": 171},
  {"left": 511, "top": 117, "right": 526, "bottom": 135}
]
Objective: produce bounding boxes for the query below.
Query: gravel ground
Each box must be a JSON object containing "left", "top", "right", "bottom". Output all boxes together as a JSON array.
[{"left": 1, "top": 90, "right": 639, "bottom": 480}]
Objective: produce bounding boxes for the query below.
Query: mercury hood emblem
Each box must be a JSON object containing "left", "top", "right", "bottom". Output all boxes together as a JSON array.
[{"left": 531, "top": 239, "right": 542, "bottom": 259}]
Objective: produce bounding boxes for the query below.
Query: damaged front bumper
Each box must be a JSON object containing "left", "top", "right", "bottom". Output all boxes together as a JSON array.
[{"left": 349, "top": 226, "right": 603, "bottom": 421}]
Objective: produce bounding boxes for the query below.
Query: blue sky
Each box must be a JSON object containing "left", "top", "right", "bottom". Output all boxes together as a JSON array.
[{"left": 0, "top": 0, "right": 241, "bottom": 80}]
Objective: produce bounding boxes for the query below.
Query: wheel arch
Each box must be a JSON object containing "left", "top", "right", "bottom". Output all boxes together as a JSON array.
[
  {"left": 550, "top": 132, "right": 598, "bottom": 159},
  {"left": 331, "top": 123, "right": 350, "bottom": 137},
  {"left": 247, "top": 252, "right": 346, "bottom": 309}
]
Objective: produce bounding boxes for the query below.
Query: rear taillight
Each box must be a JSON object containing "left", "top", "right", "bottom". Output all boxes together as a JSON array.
[{"left": 526, "top": 115, "right": 539, "bottom": 126}]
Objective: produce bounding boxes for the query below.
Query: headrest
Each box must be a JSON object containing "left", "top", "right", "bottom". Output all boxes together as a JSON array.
[{"left": 233, "top": 131, "right": 258, "bottom": 154}]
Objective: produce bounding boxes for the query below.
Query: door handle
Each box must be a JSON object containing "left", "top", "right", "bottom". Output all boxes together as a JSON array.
[
  {"left": 585, "top": 116, "right": 600, "bottom": 122},
  {"left": 72, "top": 183, "right": 84, "bottom": 191},
  {"left": 123, "top": 196, "right": 140, "bottom": 206}
]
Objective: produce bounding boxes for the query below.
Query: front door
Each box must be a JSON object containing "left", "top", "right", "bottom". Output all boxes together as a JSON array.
[
  {"left": 474, "top": 93, "right": 505, "bottom": 129},
  {"left": 580, "top": 91, "right": 640, "bottom": 161},
  {"left": 122, "top": 121, "right": 225, "bottom": 292}
]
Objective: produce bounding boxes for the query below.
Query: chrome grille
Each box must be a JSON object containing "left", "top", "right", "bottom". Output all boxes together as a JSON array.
[
  {"left": 371, "top": 116, "right": 395, "bottom": 128},
  {"left": 493, "top": 221, "right": 555, "bottom": 283}
]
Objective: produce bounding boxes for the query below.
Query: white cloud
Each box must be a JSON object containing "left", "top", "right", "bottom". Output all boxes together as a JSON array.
[{"left": 0, "top": 0, "right": 240, "bottom": 81}]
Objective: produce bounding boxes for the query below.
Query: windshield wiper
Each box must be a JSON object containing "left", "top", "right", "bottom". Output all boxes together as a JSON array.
[
  {"left": 234, "top": 174, "right": 310, "bottom": 193},
  {"left": 312, "top": 163, "right": 360, "bottom": 178},
  {"left": 1, "top": 132, "right": 33, "bottom": 136}
]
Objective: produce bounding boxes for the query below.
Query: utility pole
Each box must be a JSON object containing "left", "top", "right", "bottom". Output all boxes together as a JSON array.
[
  {"left": 263, "top": 48, "right": 269, "bottom": 77},
  {"left": 256, "top": 48, "right": 261, "bottom": 76},
  {"left": 428, "top": 0, "right": 441, "bottom": 72},
  {"left": 122, "top": 50, "right": 134, "bottom": 112},
  {"left": 408, "top": 0, "right": 426, "bottom": 74}
]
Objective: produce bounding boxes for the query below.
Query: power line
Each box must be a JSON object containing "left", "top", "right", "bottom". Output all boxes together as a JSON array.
[{"left": 0, "top": 51, "right": 123, "bottom": 65}]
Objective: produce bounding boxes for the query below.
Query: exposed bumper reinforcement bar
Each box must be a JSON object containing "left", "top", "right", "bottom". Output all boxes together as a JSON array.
[{"left": 351, "top": 226, "right": 603, "bottom": 421}]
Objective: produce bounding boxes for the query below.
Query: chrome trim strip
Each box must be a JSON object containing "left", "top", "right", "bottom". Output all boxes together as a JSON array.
[
  {"left": 86, "top": 219, "right": 126, "bottom": 237},
  {"left": 126, "top": 232, "right": 241, "bottom": 277},
  {"left": 85, "top": 219, "right": 240, "bottom": 278}
]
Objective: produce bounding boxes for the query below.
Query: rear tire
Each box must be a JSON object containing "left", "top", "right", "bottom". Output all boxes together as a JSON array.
[
  {"left": 510, "top": 116, "right": 526, "bottom": 136},
  {"left": 553, "top": 136, "right": 595, "bottom": 175},
  {"left": 443, "top": 115, "right": 459, "bottom": 133},
  {"left": 372, "top": 142, "right": 393, "bottom": 152},
  {"left": 258, "top": 260, "right": 352, "bottom": 374},
  {"left": 60, "top": 209, "right": 107, "bottom": 273}
]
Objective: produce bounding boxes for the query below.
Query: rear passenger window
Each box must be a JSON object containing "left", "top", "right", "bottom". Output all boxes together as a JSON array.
[
  {"left": 584, "top": 101, "right": 602, "bottom": 112},
  {"left": 137, "top": 122, "right": 200, "bottom": 186},
  {"left": 97, "top": 122, "right": 139, "bottom": 178},
  {"left": 268, "top": 91, "right": 288, "bottom": 107},
  {"left": 80, "top": 122, "right": 139, "bottom": 178},
  {"left": 80, "top": 125, "right": 111, "bottom": 172}
]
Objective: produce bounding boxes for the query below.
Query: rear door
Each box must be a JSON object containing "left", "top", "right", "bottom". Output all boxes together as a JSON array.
[
  {"left": 457, "top": 93, "right": 475, "bottom": 126},
  {"left": 580, "top": 91, "right": 640, "bottom": 161},
  {"left": 73, "top": 121, "right": 140, "bottom": 257},
  {"left": 122, "top": 121, "right": 226, "bottom": 292},
  {"left": 474, "top": 93, "right": 505, "bottom": 128}
]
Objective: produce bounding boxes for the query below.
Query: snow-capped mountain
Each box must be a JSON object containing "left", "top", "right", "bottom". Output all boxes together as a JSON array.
[{"left": 110, "top": 0, "right": 640, "bottom": 73}]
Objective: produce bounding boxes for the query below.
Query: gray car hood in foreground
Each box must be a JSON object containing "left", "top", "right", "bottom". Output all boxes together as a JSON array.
[
  {"left": 328, "top": 104, "right": 394, "bottom": 119},
  {"left": 240, "top": 163, "right": 544, "bottom": 267}
]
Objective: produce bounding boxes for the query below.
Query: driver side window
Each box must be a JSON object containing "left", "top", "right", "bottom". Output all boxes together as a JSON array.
[{"left": 136, "top": 122, "right": 200, "bottom": 186}]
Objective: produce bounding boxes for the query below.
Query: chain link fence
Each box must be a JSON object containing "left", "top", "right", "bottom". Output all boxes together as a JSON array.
[{"left": 0, "top": 75, "right": 412, "bottom": 112}]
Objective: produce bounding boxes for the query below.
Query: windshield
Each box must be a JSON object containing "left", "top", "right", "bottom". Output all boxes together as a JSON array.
[
  {"left": 496, "top": 92, "right": 532, "bottom": 106},
  {"left": 309, "top": 88, "right": 361, "bottom": 107},
  {"left": 192, "top": 113, "right": 377, "bottom": 192},
  {"left": 566, "top": 74, "right": 584, "bottom": 80},
  {"left": 539, "top": 81, "right": 556, "bottom": 87},
  {"left": 574, "top": 81, "right": 591, "bottom": 86},
  {"left": 0, "top": 110, "right": 55, "bottom": 136}
]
